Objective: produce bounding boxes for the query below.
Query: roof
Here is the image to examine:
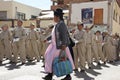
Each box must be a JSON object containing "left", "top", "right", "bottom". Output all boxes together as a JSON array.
[{"left": 38, "top": 10, "right": 69, "bottom": 19}]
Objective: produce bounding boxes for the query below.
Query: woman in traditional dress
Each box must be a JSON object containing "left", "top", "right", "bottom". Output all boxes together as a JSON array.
[{"left": 43, "top": 8, "right": 74, "bottom": 80}]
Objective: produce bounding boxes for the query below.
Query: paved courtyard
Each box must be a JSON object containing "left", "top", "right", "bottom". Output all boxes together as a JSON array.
[{"left": 0, "top": 60, "right": 120, "bottom": 80}]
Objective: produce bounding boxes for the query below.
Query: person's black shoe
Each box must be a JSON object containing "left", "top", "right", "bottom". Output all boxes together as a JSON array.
[
  {"left": 61, "top": 74, "right": 71, "bottom": 80},
  {"left": 42, "top": 65, "right": 45, "bottom": 68},
  {"left": 0, "top": 61, "right": 2, "bottom": 64},
  {"left": 22, "top": 62, "right": 25, "bottom": 65},
  {"left": 97, "top": 62, "right": 101, "bottom": 65},
  {"left": 103, "top": 61, "right": 106, "bottom": 64},
  {"left": 109, "top": 61, "right": 114, "bottom": 63},
  {"left": 9, "top": 61, "right": 14, "bottom": 64},
  {"left": 28, "top": 59, "right": 33, "bottom": 62},
  {"left": 80, "top": 69, "right": 85, "bottom": 73},
  {"left": 37, "top": 60, "right": 40, "bottom": 62},
  {"left": 74, "top": 69, "right": 78, "bottom": 71},
  {"left": 42, "top": 73, "right": 52, "bottom": 80},
  {"left": 88, "top": 67, "right": 92, "bottom": 69}
]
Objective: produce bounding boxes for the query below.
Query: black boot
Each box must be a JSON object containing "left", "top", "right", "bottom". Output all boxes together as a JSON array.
[
  {"left": 0, "top": 61, "right": 2, "bottom": 65},
  {"left": 42, "top": 73, "right": 52, "bottom": 80},
  {"left": 80, "top": 69, "right": 85, "bottom": 73},
  {"left": 61, "top": 74, "right": 71, "bottom": 80}
]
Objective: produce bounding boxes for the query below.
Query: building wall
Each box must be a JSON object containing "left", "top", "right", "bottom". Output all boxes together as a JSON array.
[
  {"left": 40, "top": 19, "right": 54, "bottom": 28},
  {"left": 12, "top": 1, "right": 41, "bottom": 19},
  {"left": 70, "top": 1, "right": 108, "bottom": 25},
  {"left": 0, "top": 1, "right": 41, "bottom": 19},
  {"left": 112, "top": 0, "right": 120, "bottom": 34},
  {"left": 0, "top": 1, "right": 13, "bottom": 19},
  {"left": 0, "top": 21, "right": 12, "bottom": 27},
  {"left": 51, "top": 0, "right": 107, "bottom": 10}
]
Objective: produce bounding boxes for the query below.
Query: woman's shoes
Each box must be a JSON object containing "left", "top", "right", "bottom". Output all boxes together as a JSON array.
[
  {"left": 42, "top": 73, "right": 52, "bottom": 80},
  {"left": 61, "top": 74, "right": 71, "bottom": 80}
]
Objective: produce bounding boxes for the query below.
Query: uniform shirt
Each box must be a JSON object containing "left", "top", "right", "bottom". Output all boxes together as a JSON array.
[
  {"left": 39, "top": 32, "right": 48, "bottom": 41},
  {"left": 85, "top": 31, "right": 93, "bottom": 44},
  {"left": 13, "top": 27, "right": 26, "bottom": 39},
  {"left": 103, "top": 35, "right": 112, "bottom": 45},
  {"left": 111, "top": 38, "right": 118, "bottom": 47},
  {"left": 27, "top": 29, "right": 39, "bottom": 40},
  {"left": 0, "top": 30, "right": 12, "bottom": 41},
  {"left": 73, "top": 29, "right": 85, "bottom": 43}
]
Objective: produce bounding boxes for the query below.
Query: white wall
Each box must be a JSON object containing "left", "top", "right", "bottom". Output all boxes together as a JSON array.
[
  {"left": 70, "top": 1, "right": 108, "bottom": 25},
  {"left": 0, "top": 1, "right": 13, "bottom": 19},
  {"left": 0, "top": 1, "right": 41, "bottom": 19},
  {"left": 12, "top": 1, "right": 41, "bottom": 19},
  {"left": 112, "top": 1, "right": 120, "bottom": 34}
]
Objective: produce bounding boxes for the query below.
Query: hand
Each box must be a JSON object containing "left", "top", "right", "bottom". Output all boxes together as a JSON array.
[
  {"left": 61, "top": 45, "right": 66, "bottom": 50},
  {"left": 44, "top": 40, "right": 47, "bottom": 43}
]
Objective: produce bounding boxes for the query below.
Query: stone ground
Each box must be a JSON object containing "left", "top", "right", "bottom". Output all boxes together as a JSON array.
[{"left": 0, "top": 60, "right": 120, "bottom": 80}]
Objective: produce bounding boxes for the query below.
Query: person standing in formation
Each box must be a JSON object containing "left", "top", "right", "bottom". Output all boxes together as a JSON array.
[
  {"left": 26, "top": 23, "right": 40, "bottom": 62},
  {"left": 84, "top": 26, "right": 93, "bottom": 69},
  {"left": 95, "top": 31, "right": 106, "bottom": 64},
  {"left": 103, "top": 32, "right": 114, "bottom": 63},
  {"left": 73, "top": 21, "right": 86, "bottom": 72},
  {"left": 0, "top": 24, "right": 12, "bottom": 64},
  {"left": 12, "top": 20, "right": 26, "bottom": 64}
]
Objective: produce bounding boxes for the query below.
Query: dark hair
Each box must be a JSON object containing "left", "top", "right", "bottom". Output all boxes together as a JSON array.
[
  {"left": 54, "top": 8, "right": 64, "bottom": 20},
  {"left": 96, "top": 30, "right": 101, "bottom": 34}
]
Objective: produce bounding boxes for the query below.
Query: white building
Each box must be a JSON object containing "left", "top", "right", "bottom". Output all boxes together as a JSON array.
[
  {"left": 70, "top": 0, "right": 120, "bottom": 34},
  {"left": 38, "top": 10, "right": 69, "bottom": 28},
  {"left": 0, "top": 0, "right": 41, "bottom": 20}
]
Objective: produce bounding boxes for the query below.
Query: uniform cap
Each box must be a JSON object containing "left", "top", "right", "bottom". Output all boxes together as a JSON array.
[
  {"left": 77, "top": 21, "right": 83, "bottom": 25},
  {"left": 30, "top": 23, "right": 35, "bottom": 26}
]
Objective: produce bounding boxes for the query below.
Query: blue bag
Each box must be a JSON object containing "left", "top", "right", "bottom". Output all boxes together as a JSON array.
[{"left": 53, "top": 50, "right": 73, "bottom": 77}]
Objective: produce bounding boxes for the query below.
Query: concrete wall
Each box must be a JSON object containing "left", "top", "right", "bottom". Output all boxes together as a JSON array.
[
  {"left": 70, "top": 1, "right": 108, "bottom": 25},
  {"left": 0, "top": 21, "right": 12, "bottom": 27},
  {"left": 0, "top": 1, "right": 41, "bottom": 19},
  {"left": 112, "top": 1, "right": 120, "bottom": 34},
  {"left": 40, "top": 19, "right": 54, "bottom": 28},
  {"left": 12, "top": 1, "right": 41, "bottom": 19},
  {"left": 0, "top": 1, "right": 13, "bottom": 19}
]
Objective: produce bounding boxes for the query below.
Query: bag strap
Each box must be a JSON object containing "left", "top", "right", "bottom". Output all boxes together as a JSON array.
[{"left": 59, "top": 50, "right": 67, "bottom": 61}]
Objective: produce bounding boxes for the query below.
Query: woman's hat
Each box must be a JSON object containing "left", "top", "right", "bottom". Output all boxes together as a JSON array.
[{"left": 54, "top": 8, "right": 64, "bottom": 17}]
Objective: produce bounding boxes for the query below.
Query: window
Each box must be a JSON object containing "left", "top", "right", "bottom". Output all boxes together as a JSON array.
[
  {"left": 16, "top": 12, "right": 26, "bottom": 20},
  {"left": 113, "top": 10, "right": 115, "bottom": 20},
  {"left": 116, "top": 13, "right": 118, "bottom": 22},
  {"left": 119, "top": 16, "right": 120, "bottom": 24},
  {"left": 94, "top": 9, "right": 103, "bottom": 25},
  {"left": 31, "top": 15, "right": 37, "bottom": 19},
  {"left": 0, "top": 11, "right": 7, "bottom": 19}
]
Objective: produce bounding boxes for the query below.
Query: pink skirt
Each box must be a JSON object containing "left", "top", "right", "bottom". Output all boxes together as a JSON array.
[{"left": 44, "top": 43, "right": 75, "bottom": 73}]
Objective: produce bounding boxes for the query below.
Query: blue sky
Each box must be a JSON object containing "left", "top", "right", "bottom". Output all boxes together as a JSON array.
[{"left": 14, "top": 0, "right": 52, "bottom": 10}]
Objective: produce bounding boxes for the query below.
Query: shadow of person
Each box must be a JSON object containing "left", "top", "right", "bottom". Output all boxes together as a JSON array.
[
  {"left": 108, "top": 61, "right": 120, "bottom": 66},
  {"left": 40, "top": 71, "right": 47, "bottom": 74},
  {"left": 91, "top": 64, "right": 102, "bottom": 70},
  {"left": 115, "top": 61, "right": 120, "bottom": 66},
  {"left": 25, "top": 62, "right": 36, "bottom": 66},
  {"left": 5, "top": 63, "right": 23, "bottom": 70},
  {"left": 85, "top": 68, "right": 101, "bottom": 76},
  {"left": 74, "top": 71, "right": 94, "bottom": 80},
  {"left": 100, "top": 63, "right": 110, "bottom": 68},
  {"left": 0, "top": 63, "right": 6, "bottom": 66}
]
